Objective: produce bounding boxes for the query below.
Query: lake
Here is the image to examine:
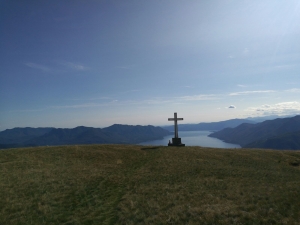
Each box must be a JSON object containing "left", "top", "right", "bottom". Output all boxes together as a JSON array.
[{"left": 138, "top": 131, "right": 241, "bottom": 148}]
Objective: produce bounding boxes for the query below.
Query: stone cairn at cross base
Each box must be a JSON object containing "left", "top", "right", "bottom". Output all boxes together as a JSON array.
[{"left": 168, "top": 112, "right": 185, "bottom": 146}]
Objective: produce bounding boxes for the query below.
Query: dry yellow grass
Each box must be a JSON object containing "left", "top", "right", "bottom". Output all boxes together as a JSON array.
[{"left": 1, "top": 145, "right": 300, "bottom": 224}]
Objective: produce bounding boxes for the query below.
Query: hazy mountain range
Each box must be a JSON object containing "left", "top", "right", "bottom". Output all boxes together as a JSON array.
[
  {"left": 1, "top": 115, "right": 299, "bottom": 150},
  {"left": 209, "top": 115, "right": 300, "bottom": 150},
  {"left": 162, "top": 118, "right": 256, "bottom": 132},
  {"left": 162, "top": 115, "right": 295, "bottom": 132},
  {"left": 0, "top": 125, "right": 170, "bottom": 149}
]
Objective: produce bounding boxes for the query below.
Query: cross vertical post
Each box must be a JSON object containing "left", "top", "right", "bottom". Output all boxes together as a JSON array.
[{"left": 174, "top": 113, "right": 179, "bottom": 138}]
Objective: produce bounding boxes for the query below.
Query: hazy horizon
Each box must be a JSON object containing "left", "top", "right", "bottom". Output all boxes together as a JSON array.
[
  {"left": 1, "top": 114, "right": 297, "bottom": 132},
  {"left": 1, "top": 1, "right": 300, "bottom": 130}
]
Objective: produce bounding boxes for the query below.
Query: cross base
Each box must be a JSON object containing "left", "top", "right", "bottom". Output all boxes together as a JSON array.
[{"left": 168, "top": 138, "right": 185, "bottom": 147}]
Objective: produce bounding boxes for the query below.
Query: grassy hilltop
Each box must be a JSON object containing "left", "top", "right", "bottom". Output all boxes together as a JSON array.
[{"left": 1, "top": 145, "right": 300, "bottom": 224}]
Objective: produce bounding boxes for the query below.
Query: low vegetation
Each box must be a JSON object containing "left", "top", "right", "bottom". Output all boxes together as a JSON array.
[{"left": 1, "top": 145, "right": 300, "bottom": 224}]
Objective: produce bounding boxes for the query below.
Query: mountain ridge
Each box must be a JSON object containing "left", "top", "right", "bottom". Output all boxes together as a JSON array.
[
  {"left": 0, "top": 125, "right": 170, "bottom": 149},
  {"left": 209, "top": 115, "right": 300, "bottom": 150},
  {"left": 162, "top": 118, "right": 256, "bottom": 132}
]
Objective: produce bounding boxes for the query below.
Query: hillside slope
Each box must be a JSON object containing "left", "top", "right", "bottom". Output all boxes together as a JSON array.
[
  {"left": 245, "top": 131, "right": 300, "bottom": 150},
  {"left": 209, "top": 115, "right": 300, "bottom": 149},
  {"left": 1, "top": 145, "right": 299, "bottom": 224},
  {"left": 103, "top": 124, "right": 171, "bottom": 143}
]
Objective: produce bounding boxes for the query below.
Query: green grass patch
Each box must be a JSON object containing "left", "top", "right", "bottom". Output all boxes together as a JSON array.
[{"left": 1, "top": 145, "right": 300, "bottom": 224}]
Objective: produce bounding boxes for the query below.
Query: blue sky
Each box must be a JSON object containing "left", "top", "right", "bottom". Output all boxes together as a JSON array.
[{"left": 1, "top": 0, "right": 300, "bottom": 130}]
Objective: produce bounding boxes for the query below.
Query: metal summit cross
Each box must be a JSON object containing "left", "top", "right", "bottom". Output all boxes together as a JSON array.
[
  {"left": 168, "top": 112, "right": 185, "bottom": 146},
  {"left": 168, "top": 112, "right": 183, "bottom": 138}
]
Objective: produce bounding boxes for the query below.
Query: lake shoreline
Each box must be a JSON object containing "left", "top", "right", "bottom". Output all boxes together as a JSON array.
[{"left": 138, "top": 131, "right": 241, "bottom": 148}]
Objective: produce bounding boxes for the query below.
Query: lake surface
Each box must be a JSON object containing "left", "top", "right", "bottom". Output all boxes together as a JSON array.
[{"left": 139, "top": 131, "right": 241, "bottom": 148}]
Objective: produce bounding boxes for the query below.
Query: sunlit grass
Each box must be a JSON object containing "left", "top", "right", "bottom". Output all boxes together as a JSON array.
[{"left": 1, "top": 145, "right": 300, "bottom": 224}]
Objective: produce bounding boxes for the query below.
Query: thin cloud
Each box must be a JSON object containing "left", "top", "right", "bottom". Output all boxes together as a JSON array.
[
  {"left": 25, "top": 61, "right": 89, "bottom": 73},
  {"left": 117, "top": 64, "right": 136, "bottom": 70},
  {"left": 121, "top": 89, "right": 140, "bottom": 94},
  {"left": 24, "top": 62, "right": 50, "bottom": 72},
  {"left": 246, "top": 101, "right": 300, "bottom": 116},
  {"left": 49, "top": 101, "right": 118, "bottom": 109},
  {"left": 243, "top": 48, "right": 249, "bottom": 55},
  {"left": 66, "top": 96, "right": 113, "bottom": 101},
  {"left": 89, "top": 96, "right": 113, "bottom": 100},
  {"left": 50, "top": 103, "right": 100, "bottom": 109},
  {"left": 179, "top": 94, "right": 217, "bottom": 101},
  {"left": 61, "top": 62, "right": 89, "bottom": 71},
  {"left": 229, "top": 90, "right": 275, "bottom": 96},
  {"left": 37, "top": 92, "right": 219, "bottom": 111},
  {"left": 261, "top": 104, "right": 271, "bottom": 108},
  {"left": 144, "top": 99, "right": 173, "bottom": 105},
  {"left": 9, "top": 108, "right": 46, "bottom": 113},
  {"left": 139, "top": 95, "right": 217, "bottom": 105},
  {"left": 285, "top": 88, "right": 300, "bottom": 93}
]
